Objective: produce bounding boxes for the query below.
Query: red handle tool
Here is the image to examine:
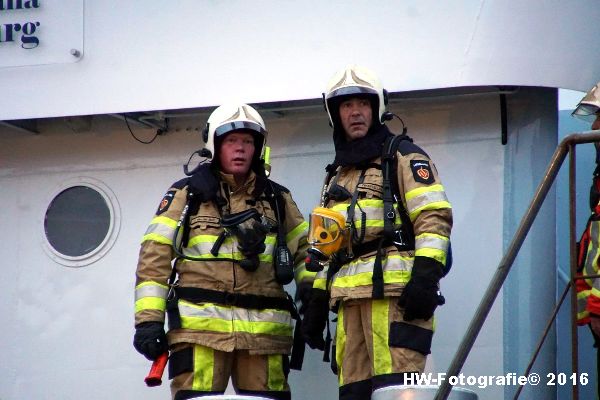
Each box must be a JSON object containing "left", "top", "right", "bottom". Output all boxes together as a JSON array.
[{"left": 145, "top": 352, "right": 168, "bottom": 387}]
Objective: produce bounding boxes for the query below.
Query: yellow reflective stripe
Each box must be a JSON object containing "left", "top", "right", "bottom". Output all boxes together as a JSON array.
[
  {"left": 141, "top": 232, "right": 173, "bottom": 245},
  {"left": 591, "top": 287, "right": 600, "bottom": 298},
  {"left": 313, "top": 268, "right": 328, "bottom": 290},
  {"left": 179, "top": 302, "right": 293, "bottom": 336},
  {"left": 333, "top": 270, "right": 411, "bottom": 288},
  {"left": 405, "top": 185, "right": 451, "bottom": 221},
  {"left": 141, "top": 216, "right": 178, "bottom": 243},
  {"left": 287, "top": 221, "right": 308, "bottom": 243},
  {"left": 415, "top": 233, "right": 449, "bottom": 265},
  {"left": 578, "top": 290, "right": 591, "bottom": 316},
  {"left": 135, "top": 280, "right": 169, "bottom": 291},
  {"left": 331, "top": 199, "right": 383, "bottom": 211},
  {"left": 151, "top": 215, "right": 178, "bottom": 227},
  {"left": 313, "top": 277, "right": 327, "bottom": 290},
  {"left": 578, "top": 310, "right": 590, "bottom": 321},
  {"left": 415, "top": 248, "right": 447, "bottom": 265},
  {"left": 336, "top": 304, "right": 346, "bottom": 386},
  {"left": 294, "top": 264, "right": 316, "bottom": 283},
  {"left": 184, "top": 234, "right": 275, "bottom": 261},
  {"left": 405, "top": 184, "right": 445, "bottom": 201},
  {"left": 180, "top": 317, "right": 293, "bottom": 336},
  {"left": 135, "top": 282, "right": 169, "bottom": 312},
  {"left": 578, "top": 289, "right": 591, "bottom": 300},
  {"left": 268, "top": 354, "right": 286, "bottom": 391},
  {"left": 187, "top": 234, "right": 276, "bottom": 247},
  {"left": 408, "top": 200, "right": 452, "bottom": 222},
  {"left": 135, "top": 297, "right": 167, "bottom": 313},
  {"left": 415, "top": 233, "right": 449, "bottom": 250},
  {"left": 372, "top": 299, "right": 392, "bottom": 375},
  {"left": 193, "top": 345, "right": 214, "bottom": 391},
  {"left": 334, "top": 254, "right": 412, "bottom": 281}
]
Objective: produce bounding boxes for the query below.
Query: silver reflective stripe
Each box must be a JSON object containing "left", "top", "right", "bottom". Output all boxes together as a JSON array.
[
  {"left": 144, "top": 222, "right": 176, "bottom": 240},
  {"left": 135, "top": 284, "right": 168, "bottom": 301},
  {"left": 178, "top": 301, "right": 293, "bottom": 325},
  {"left": 335, "top": 255, "right": 413, "bottom": 279},
  {"left": 332, "top": 200, "right": 386, "bottom": 226},
  {"left": 186, "top": 237, "right": 236, "bottom": 258},
  {"left": 184, "top": 235, "right": 276, "bottom": 258},
  {"left": 406, "top": 191, "right": 449, "bottom": 215},
  {"left": 415, "top": 235, "right": 449, "bottom": 252}
]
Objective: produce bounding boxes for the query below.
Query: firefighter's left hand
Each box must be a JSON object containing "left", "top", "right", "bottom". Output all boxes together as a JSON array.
[
  {"left": 133, "top": 321, "right": 169, "bottom": 361},
  {"left": 399, "top": 257, "right": 444, "bottom": 321},
  {"left": 301, "top": 289, "right": 329, "bottom": 350}
]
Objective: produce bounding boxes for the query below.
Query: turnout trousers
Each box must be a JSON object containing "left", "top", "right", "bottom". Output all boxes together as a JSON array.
[
  {"left": 169, "top": 342, "right": 291, "bottom": 400},
  {"left": 334, "top": 297, "right": 434, "bottom": 400}
]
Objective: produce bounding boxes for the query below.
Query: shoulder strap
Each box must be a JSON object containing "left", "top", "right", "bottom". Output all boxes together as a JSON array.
[
  {"left": 381, "top": 134, "right": 415, "bottom": 247},
  {"left": 263, "top": 178, "right": 287, "bottom": 226}
]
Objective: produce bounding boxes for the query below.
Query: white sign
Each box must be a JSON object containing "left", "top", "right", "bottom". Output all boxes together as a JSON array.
[{"left": 0, "top": 0, "right": 83, "bottom": 68}]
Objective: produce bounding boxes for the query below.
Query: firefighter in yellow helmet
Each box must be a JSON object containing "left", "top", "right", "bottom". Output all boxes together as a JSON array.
[
  {"left": 133, "top": 103, "right": 311, "bottom": 400},
  {"left": 301, "top": 66, "right": 453, "bottom": 399},
  {"left": 573, "top": 81, "right": 600, "bottom": 399}
]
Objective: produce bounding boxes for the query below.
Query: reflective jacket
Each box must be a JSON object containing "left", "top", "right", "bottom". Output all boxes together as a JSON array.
[
  {"left": 576, "top": 197, "right": 600, "bottom": 325},
  {"left": 313, "top": 138, "right": 452, "bottom": 304},
  {"left": 134, "top": 170, "right": 309, "bottom": 354}
]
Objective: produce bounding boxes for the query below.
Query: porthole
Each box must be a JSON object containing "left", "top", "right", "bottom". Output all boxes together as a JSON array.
[{"left": 42, "top": 177, "right": 120, "bottom": 267}]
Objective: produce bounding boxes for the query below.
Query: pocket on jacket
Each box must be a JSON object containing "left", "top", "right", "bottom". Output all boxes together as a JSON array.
[
  {"left": 168, "top": 345, "right": 194, "bottom": 379},
  {"left": 388, "top": 321, "right": 433, "bottom": 355},
  {"left": 358, "top": 171, "right": 384, "bottom": 199}
]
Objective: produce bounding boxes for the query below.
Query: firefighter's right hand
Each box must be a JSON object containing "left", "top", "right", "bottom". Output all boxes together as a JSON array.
[
  {"left": 133, "top": 321, "right": 169, "bottom": 361},
  {"left": 301, "top": 289, "right": 329, "bottom": 351}
]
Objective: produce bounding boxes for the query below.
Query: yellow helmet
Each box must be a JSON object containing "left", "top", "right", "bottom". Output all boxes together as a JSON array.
[{"left": 307, "top": 207, "right": 348, "bottom": 258}]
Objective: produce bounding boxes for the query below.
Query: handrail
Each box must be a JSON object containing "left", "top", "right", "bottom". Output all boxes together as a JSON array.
[{"left": 434, "top": 130, "right": 600, "bottom": 400}]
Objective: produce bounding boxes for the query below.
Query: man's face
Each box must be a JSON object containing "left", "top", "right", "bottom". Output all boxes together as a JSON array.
[
  {"left": 218, "top": 131, "right": 255, "bottom": 179},
  {"left": 339, "top": 97, "right": 373, "bottom": 141}
]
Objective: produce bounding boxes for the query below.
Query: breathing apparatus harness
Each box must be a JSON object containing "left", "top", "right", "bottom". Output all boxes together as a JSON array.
[
  {"left": 165, "top": 160, "right": 305, "bottom": 369},
  {"left": 307, "top": 131, "right": 417, "bottom": 298}
]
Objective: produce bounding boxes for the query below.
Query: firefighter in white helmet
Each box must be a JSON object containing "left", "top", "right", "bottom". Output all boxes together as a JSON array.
[
  {"left": 573, "top": 81, "right": 600, "bottom": 399},
  {"left": 133, "top": 103, "right": 312, "bottom": 400},
  {"left": 301, "top": 66, "right": 453, "bottom": 399}
]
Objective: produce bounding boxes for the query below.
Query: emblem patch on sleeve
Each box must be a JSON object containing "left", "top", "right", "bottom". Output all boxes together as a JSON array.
[
  {"left": 156, "top": 190, "right": 176, "bottom": 215},
  {"left": 410, "top": 160, "right": 434, "bottom": 184}
]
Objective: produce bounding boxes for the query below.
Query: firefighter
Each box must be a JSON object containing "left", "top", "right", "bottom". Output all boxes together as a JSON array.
[
  {"left": 301, "top": 65, "right": 453, "bottom": 399},
  {"left": 133, "top": 103, "right": 311, "bottom": 400},
  {"left": 574, "top": 81, "right": 600, "bottom": 398}
]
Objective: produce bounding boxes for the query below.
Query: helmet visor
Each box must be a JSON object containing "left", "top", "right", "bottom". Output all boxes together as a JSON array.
[
  {"left": 214, "top": 121, "right": 266, "bottom": 138},
  {"left": 326, "top": 86, "right": 378, "bottom": 100}
]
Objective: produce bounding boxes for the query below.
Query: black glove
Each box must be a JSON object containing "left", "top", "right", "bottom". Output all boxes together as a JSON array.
[
  {"left": 133, "top": 321, "right": 169, "bottom": 361},
  {"left": 399, "top": 257, "right": 444, "bottom": 321},
  {"left": 301, "top": 289, "right": 330, "bottom": 350},
  {"left": 294, "top": 280, "right": 313, "bottom": 315}
]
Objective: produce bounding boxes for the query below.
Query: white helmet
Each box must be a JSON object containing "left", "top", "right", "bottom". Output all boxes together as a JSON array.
[
  {"left": 324, "top": 65, "right": 388, "bottom": 129},
  {"left": 202, "top": 103, "right": 267, "bottom": 166},
  {"left": 572, "top": 81, "right": 600, "bottom": 121}
]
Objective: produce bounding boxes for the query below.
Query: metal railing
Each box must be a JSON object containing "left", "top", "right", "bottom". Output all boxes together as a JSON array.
[{"left": 434, "top": 130, "right": 600, "bottom": 400}]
